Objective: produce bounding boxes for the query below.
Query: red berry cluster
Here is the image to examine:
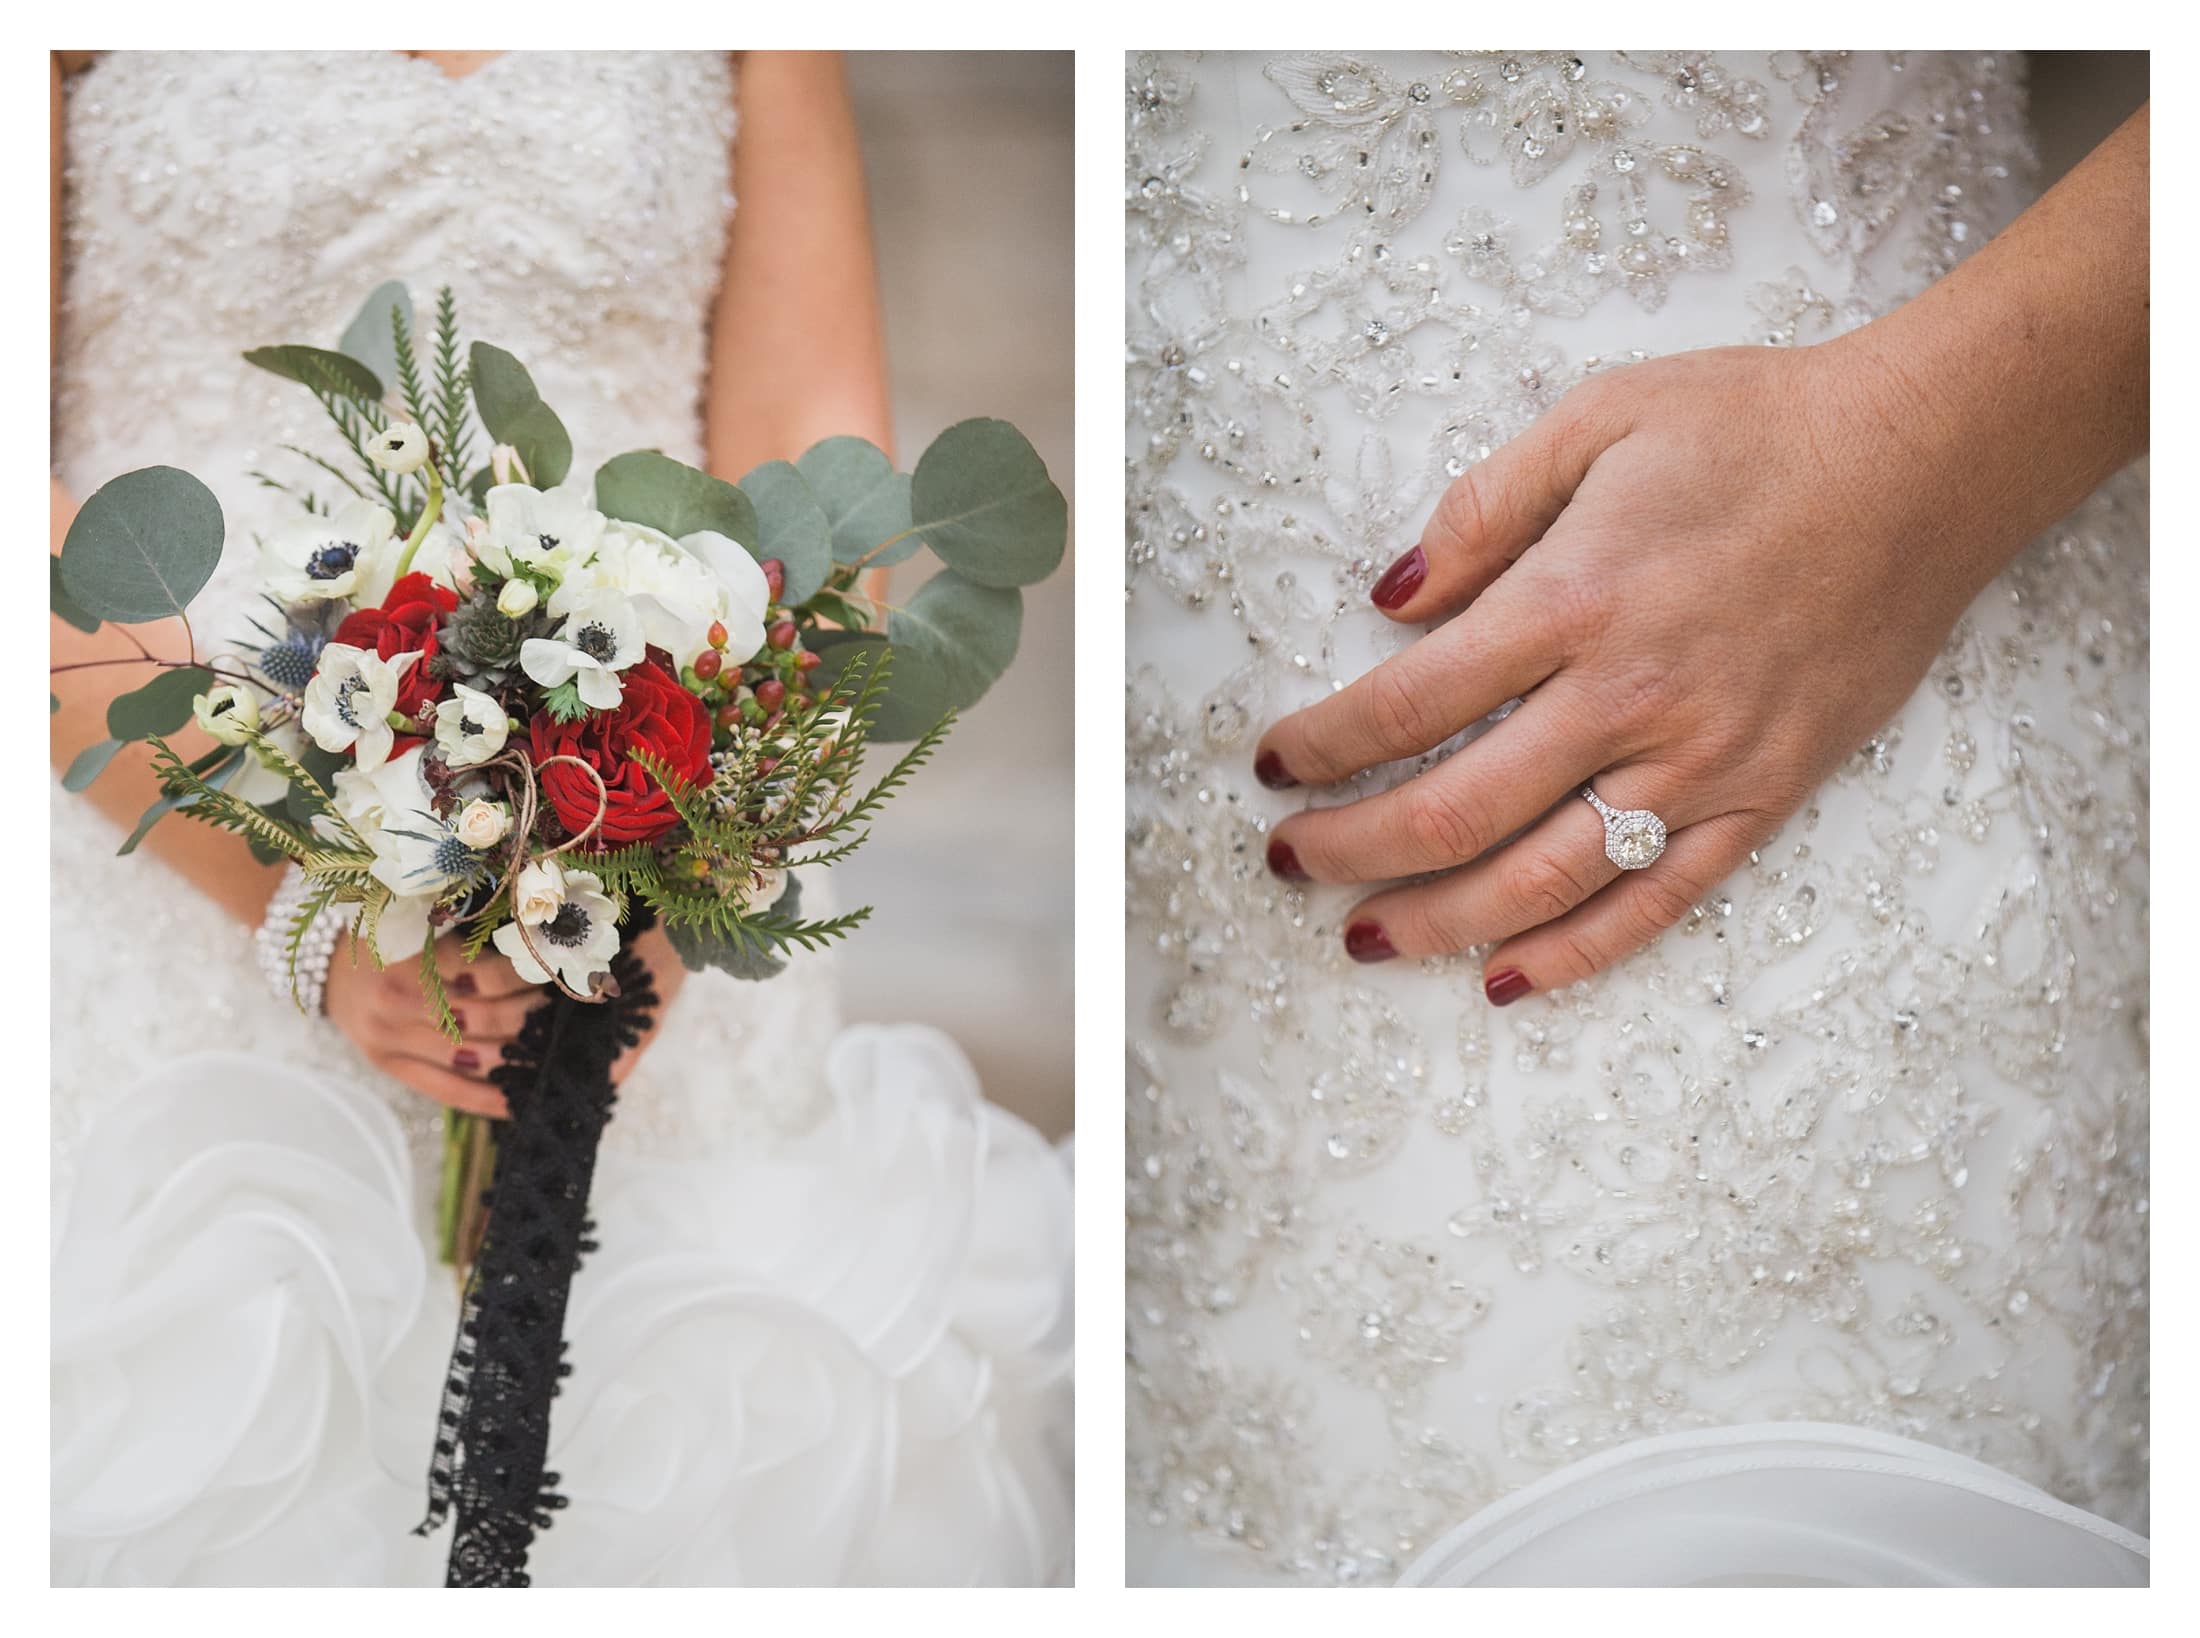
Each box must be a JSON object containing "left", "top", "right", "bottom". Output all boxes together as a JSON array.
[{"left": 681, "top": 557, "right": 829, "bottom": 748}]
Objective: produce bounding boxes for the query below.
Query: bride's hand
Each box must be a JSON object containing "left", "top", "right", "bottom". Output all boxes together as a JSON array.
[
  {"left": 1252, "top": 340, "right": 2045, "bottom": 1004},
  {"left": 324, "top": 922, "right": 688, "bottom": 1116}
]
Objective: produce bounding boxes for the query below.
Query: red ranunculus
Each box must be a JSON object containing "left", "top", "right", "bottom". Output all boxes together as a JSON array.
[
  {"left": 528, "top": 659, "right": 712, "bottom": 846},
  {"left": 333, "top": 572, "right": 457, "bottom": 726}
]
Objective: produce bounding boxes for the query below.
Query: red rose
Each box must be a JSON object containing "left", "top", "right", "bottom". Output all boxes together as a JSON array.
[
  {"left": 333, "top": 572, "right": 457, "bottom": 725},
  {"left": 528, "top": 659, "right": 712, "bottom": 846}
]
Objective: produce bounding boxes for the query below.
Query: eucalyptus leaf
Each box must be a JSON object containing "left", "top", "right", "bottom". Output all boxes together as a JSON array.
[
  {"left": 864, "top": 570, "right": 1023, "bottom": 741},
  {"left": 107, "top": 666, "right": 217, "bottom": 740},
  {"left": 338, "top": 281, "right": 414, "bottom": 387},
  {"left": 469, "top": 342, "right": 572, "bottom": 487},
  {"left": 63, "top": 738, "right": 125, "bottom": 792},
  {"left": 797, "top": 436, "right": 921, "bottom": 566},
  {"left": 242, "top": 344, "right": 384, "bottom": 405},
  {"left": 909, "top": 418, "right": 1067, "bottom": 588},
  {"left": 60, "top": 467, "right": 225, "bottom": 625},
  {"left": 118, "top": 746, "right": 243, "bottom": 856},
  {"left": 663, "top": 876, "right": 802, "bottom": 981},
  {"left": 50, "top": 557, "right": 98, "bottom": 633},
  {"left": 737, "top": 459, "right": 833, "bottom": 604},
  {"left": 594, "top": 450, "right": 757, "bottom": 546}
]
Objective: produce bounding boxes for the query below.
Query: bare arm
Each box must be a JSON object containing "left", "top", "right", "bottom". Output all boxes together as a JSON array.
[
  {"left": 702, "top": 51, "right": 893, "bottom": 474},
  {"left": 48, "top": 52, "right": 282, "bottom": 926}
]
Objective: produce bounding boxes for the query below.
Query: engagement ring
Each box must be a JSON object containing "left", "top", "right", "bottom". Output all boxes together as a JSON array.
[{"left": 1582, "top": 785, "right": 1668, "bottom": 870}]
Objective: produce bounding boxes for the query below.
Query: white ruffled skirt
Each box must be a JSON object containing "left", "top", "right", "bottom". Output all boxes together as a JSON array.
[
  {"left": 1395, "top": 1424, "right": 2147, "bottom": 1587},
  {"left": 51, "top": 1026, "right": 1073, "bottom": 1586}
]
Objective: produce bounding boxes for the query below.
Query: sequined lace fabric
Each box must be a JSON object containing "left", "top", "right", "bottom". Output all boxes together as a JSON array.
[
  {"left": 1125, "top": 51, "right": 2147, "bottom": 1584},
  {"left": 52, "top": 50, "right": 835, "bottom": 1181}
]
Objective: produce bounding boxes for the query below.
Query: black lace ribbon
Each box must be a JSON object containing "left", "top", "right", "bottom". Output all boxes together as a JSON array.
[{"left": 415, "top": 926, "right": 658, "bottom": 1588}]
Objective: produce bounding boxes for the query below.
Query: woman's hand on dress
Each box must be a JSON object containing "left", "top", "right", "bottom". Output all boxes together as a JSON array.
[
  {"left": 323, "top": 921, "right": 688, "bottom": 1115},
  {"left": 1253, "top": 339, "right": 2018, "bottom": 1005}
]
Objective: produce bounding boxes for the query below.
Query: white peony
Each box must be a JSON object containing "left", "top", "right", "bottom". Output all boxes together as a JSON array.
[
  {"left": 433, "top": 682, "right": 509, "bottom": 768},
  {"left": 496, "top": 577, "right": 538, "bottom": 616},
  {"left": 300, "top": 643, "right": 420, "bottom": 772},
  {"left": 557, "top": 520, "right": 769, "bottom": 670},
  {"left": 494, "top": 866, "right": 620, "bottom": 992},
  {"left": 519, "top": 590, "right": 647, "bottom": 710},
  {"left": 258, "top": 499, "right": 400, "bottom": 607},
  {"left": 675, "top": 528, "right": 773, "bottom": 664},
  {"left": 484, "top": 482, "right": 604, "bottom": 582}
]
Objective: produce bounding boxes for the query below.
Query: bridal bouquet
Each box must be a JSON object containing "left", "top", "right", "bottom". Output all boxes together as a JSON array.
[{"left": 52, "top": 282, "right": 1065, "bottom": 1585}]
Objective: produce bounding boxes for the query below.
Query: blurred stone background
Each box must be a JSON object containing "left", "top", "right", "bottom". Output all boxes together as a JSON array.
[{"left": 839, "top": 52, "right": 1074, "bottom": 1139}]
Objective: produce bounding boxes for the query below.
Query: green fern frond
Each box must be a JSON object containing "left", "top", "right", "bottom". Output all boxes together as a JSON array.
[
  {"left": 354, "top": 885, "right": 390, "bottom": 969},
  {"left": 432, "top": 287, "right": 473, "bottom": 482},
  {"left": 391, "top": 303, "right": 431, "bottom": 435},
  {"left": 242, "top": 730, "right": 365, "bottom": 850},
  {"left": 418, "top": 938, "right": 462, "bottom": 1044},
  {"left": 312, "top": 388, "right": 409, "bottom": 517},
  {"left": 836, "top": 710, "right": 953, "bottom": 835},
  {"left": 147, "top": 739, "right": 315, "bottom": 860},
  {"left": 278, "top": 444, "right": 369, "bottom": 501},
  {"left": 283, "top": 876, "right": 342, "bottom": 1012}
]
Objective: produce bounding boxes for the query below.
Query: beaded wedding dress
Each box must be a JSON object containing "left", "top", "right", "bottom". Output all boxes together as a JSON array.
[
  {"left": 51, "top": 51, "right": 1071, "bottom": 1587},
  {"left": 1126, "top": 51, "right": 2147, "bottom": 1586}
]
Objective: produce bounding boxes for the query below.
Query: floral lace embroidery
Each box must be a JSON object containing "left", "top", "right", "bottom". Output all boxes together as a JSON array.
[{"left": 1126, "top": 51, "right": 2146, "bottom": 1584}]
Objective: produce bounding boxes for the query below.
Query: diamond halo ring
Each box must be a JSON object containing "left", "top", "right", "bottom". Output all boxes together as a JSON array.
[{"left": 1581, "top": 784, "right": 1667, "bottom": 870}]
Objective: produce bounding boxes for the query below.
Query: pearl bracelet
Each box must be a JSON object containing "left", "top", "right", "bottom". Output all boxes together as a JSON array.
[{"left": 255, "top": 864, "right": 345, "bottom": 1015}]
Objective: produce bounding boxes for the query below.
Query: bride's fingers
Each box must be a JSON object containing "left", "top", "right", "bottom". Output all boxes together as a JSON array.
[
  {"left": 1267, "top": 686, "right": 1611, "bottom": 884},
  {"left": 452, "top": 990, "right": 545, "bottom": 1042},
  {"left": 375, "top": 1054, "right": 511, "bottom": 1119},
  {"left": 1254, "top": 581, "right": 1563, "bottom": 790},
  {"left": 1337, "top": 767, "right": 1698, "bottom": 960},
  {"left": 438, "top": 943, "right": 531, "bottom": 1000},
  {"left": 1366, "top": 379, "right": 1628, "bottom": 624},
  {"left": 1477, "top": 810, "right": 1773, "bottom": 1005}
]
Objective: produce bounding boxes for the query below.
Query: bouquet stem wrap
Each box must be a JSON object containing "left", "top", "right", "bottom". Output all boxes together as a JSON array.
[{"left": 417, "top": 919, "right": 659, "bottom": 1588}]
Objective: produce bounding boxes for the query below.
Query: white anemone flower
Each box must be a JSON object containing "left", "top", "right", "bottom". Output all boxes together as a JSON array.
[
  {"left": 364, "top": 420, "right": 432, "bottom": 475},
  {"left": 484, "top": 483, "right": 605, "bottom": 582},
  {"left": 259, "top": 499, "right": 399, "bottom": 606},
  {"left": 519, "top": 591, "right": 647, "bottom": 711},
  {"left": 327, "top": 748, "right": 488, "bottom": 962},
  {"left": 192, "top": 683, "right": 261, "bottom": 746},
  {"left": 433, "top": 682, "right": 510, "bottom": 768},
  {"left": 300, "top": 643, "right": 420, "bottom": 771},
  {"left": 494, "top": 864, "right": 621, "bottom": 992}
]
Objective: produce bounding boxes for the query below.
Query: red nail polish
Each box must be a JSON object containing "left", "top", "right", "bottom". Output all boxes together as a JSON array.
[
  {"left": 450, "top": 972, "right": 478, "bottom": 997},
  {"left": 1370, "top": 546, "right": 1427, "bottom": 611},
  {"left": 453, "top": 1048, "right": 481, "bottom": 1072},
  {"left": 1254, "top": 749, "right": 1299, "bottom": 790},
  {"left": 1267, "top": 837, "right": 1309, "bottom": 881},
  {"left": 451, "top": 1008, "right": 467, "bottom": 1032},
  {"left": 1485, "top": 967, "right": 1533, "bottom": 1006},
  {"left": 1345, "top": 920, "right": 1397, "bottom": 962}
]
